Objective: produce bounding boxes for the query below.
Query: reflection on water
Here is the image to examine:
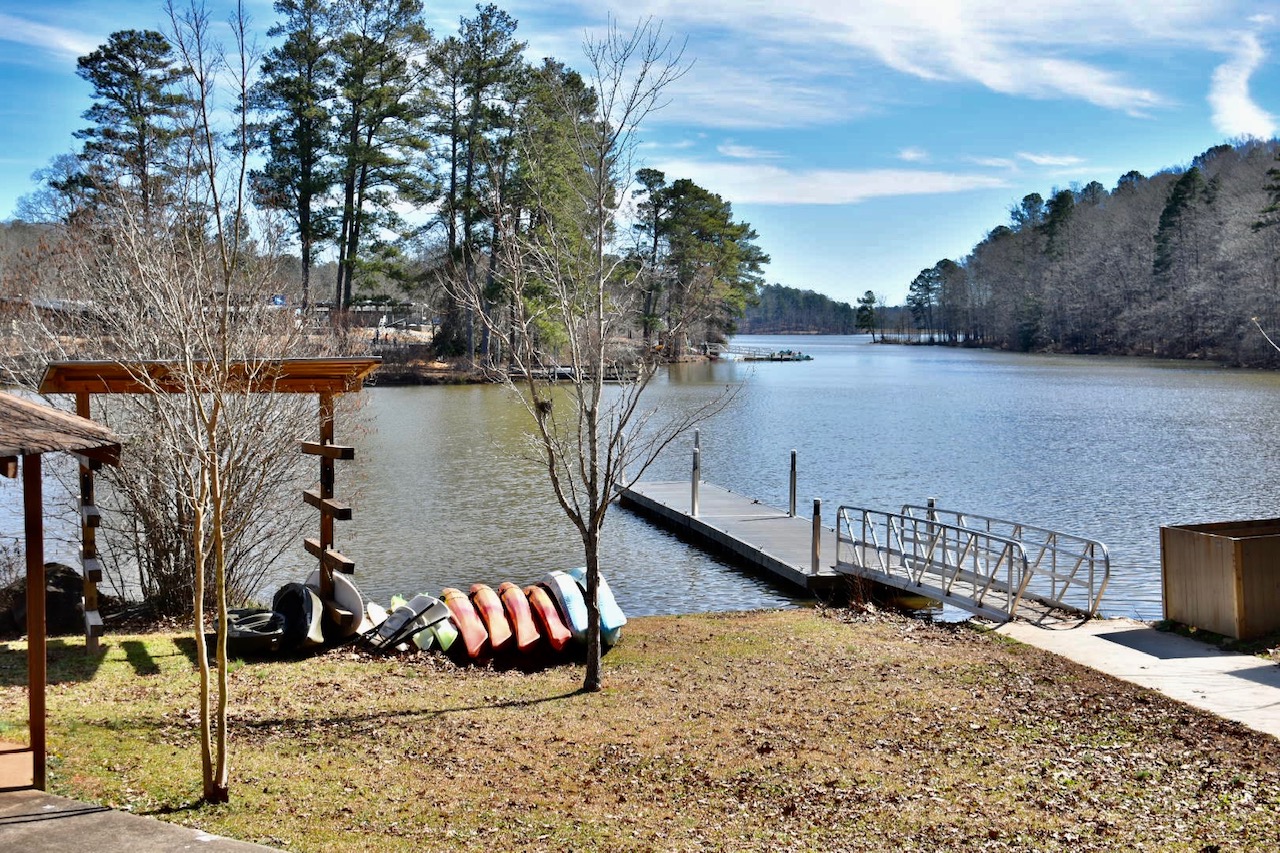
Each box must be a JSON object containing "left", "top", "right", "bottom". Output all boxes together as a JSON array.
[{"left": 8, "top": 335, "right": 1280, "bottom": 621}]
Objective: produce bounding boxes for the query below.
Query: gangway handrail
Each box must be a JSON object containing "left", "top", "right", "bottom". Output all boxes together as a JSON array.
[
  {"left": 901, "top": 505, "right": 1110, "bottom": 617},
  {"left": 708, "top": 343, "right": 776, "bottom": 358},
  {"left": 835, "top": 506, "right": 1033, "bottom": 622}
]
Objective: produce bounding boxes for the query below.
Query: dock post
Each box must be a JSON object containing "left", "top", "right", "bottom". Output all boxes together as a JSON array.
[
  {"left": 691, "top": 447, "right": 701, "bottom": 517},
  {"left": 789, "top": 450, "right": 797, "bottom": 517},
  {"left": 811, "top": 498, "right": 821, "bottom": 574}
]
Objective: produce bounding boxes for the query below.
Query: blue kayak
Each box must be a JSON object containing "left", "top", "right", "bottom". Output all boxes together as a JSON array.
[{"left": 566, "top": 566, "right": 627, "bottom": 645}]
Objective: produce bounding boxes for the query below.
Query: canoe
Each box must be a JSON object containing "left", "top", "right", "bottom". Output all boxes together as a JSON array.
[
  {"left": 273, "top": 582, "right": 325, "bottom": 650},
  {"left": 566, "top": 566, "right": 627, "bottom": 645},
  {"left": 205, "top": 608, "right": 285, "bottom": 657},
  {"left": 542, "top": 570, "right": 589, "bottom": 643},
  {"left": 441, "top": 587, "right": 489, "bottom": 659},
  {"left": 306, "top": 569, "right": 369, "bottom": 641},
  {"left": 498, "top": 581, "right": 541, "bottom": 653},
  {"left": 470, "top": 583, "right": 514, "bottom": 653},
  {"left": 524, "top": 584, "right": 572, "bottom": 652}
]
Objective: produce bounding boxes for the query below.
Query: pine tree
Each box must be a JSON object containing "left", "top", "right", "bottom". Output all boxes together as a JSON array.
[
  {"left": 74, "top": 29, "right": 191, "bottom": 217},
  {"left": 252, "top": 0, "right": 340, "bottom": 311}
]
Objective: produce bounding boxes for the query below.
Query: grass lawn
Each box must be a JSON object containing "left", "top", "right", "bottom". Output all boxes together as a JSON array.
[{"left": 2, "top": 608, "right": 1278, "bottom": 851}]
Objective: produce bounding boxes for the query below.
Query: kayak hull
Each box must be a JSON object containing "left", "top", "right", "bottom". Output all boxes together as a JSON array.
[
  {"left": 566, "top": 566, "right": 627, "bottom": 644},
  {"left": 442, "top": 587, "right": 489, "bottom": 659},
  {"left": 542, "top": 571, "right": 590, "bottom": 643},
  {"left": 524, "top": 585, "right": 573, "bottom": 652},
  {"left": 470, "top": 583, "right": 514, "bottom": 653},
  {"left": 305, "top": 569, "right": 370, "bottom": 640},
  {"left": 273, "top": 582, "right": 325, "bottom": 650},
  {"left": 205, "top": 608, "right": 286, "bottom": 657},
  {"left": 498, "top": 581, "right": 541, "bottom": 653}
]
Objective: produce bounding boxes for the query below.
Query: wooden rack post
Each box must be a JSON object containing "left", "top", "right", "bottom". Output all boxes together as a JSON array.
[
  {"left": 301, "top": 391, "right": 357, "bottom": 629},
  {"left": 76, "top": 393, "right": 104, "bottom": 653}
]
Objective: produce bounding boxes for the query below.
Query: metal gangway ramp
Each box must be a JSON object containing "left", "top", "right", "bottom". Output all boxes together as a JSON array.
[{"left": 835, "top": 505, "right": 1110, "bottom": 622}]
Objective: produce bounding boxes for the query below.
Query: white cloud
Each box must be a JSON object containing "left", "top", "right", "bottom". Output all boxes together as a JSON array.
[
  {"left": 658, "top": 59, "right": 860, "bottom": 129},
  {"left": 717, "top": 143, "right": 783, "bottom": 160},
  {"left": 1017, "top": 152, "right": 1085, "bottom": 167},
  {"left": 540, "top": 0, "right": 1207, "bottom": 117},
  {"left": 639, "top": 138, "right": 698, "bottom": 151},
  {"left": 1208, "top": 32, "right": 1275, "bottom": 139},
  {"left": 653, "top": 158, "right": 1008, "bottom": 205},
  {"left": 0, "top": 14, "right": 97, "bottom": 58},
  {"left": 898, "top": 147, "right": 929, "bottom": 163},
  {"left": 964, "top": 155, "right": 1017, "bottom": 169}
]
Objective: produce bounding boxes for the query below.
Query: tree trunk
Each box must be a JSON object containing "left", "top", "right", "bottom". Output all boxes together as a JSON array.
[{"left": 582, "top": 535, "right": 603, "bottom": 693}]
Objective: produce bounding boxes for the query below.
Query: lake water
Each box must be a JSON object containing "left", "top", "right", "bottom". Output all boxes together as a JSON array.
[{"left": 7, "top": 335, "right": 1280, "bottom": 621}]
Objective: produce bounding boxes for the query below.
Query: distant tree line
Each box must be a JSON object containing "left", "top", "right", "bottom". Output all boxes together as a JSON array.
[
  {"left": 9, "top": 0, "right": 767, "bottom": 361},
  {"left": 895, "top": 139, "right": 1280, "bottom": 366},
  {"left": 740, "top": 284, "right": 858, "bottom": 334}
]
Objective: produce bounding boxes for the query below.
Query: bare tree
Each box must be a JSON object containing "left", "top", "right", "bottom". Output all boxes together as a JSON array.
[{"left": 456, "top": 19, "right": 734, "bottom": 691}]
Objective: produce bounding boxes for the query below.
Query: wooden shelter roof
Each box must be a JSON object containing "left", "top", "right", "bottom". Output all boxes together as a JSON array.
[
  {"left": 38, "top": 357, "right": 381, "bottom": 396},
  {"left": 0, "top": 392, "right": 121, "bottom": 475}
]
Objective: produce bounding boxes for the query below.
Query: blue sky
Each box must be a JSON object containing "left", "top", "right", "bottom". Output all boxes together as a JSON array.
[{"left": 1, "top": 1, "right": 1277, "bottom": 305}]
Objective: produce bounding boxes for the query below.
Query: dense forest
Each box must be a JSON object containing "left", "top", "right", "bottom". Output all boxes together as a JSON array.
[
  {"left": 899, "top": 139, "right": 1280, "bottom": 366},
  {"left": 740, "top": 284, "right": 857, "bottom": 333},
  {"left": 1, "top": 1, "right": 767, "bottom": 359}
]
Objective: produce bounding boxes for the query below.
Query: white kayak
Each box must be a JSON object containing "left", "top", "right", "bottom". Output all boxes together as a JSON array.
[{"left": 306, "top": 569, "right": 372, "bottom": 639}]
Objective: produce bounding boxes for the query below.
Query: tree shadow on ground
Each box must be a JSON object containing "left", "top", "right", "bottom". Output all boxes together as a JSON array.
[{"left": 0, "top": 638, "right": 106, "bottom": 686}]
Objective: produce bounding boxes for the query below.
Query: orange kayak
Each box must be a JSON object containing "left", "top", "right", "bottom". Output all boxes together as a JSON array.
[
  {"left": 524, "top": 584, "right": 572, "bottom": 652},
  {"left": 498, "top": 581, "right": 541, "bottom": 653},
  {"left": 441, "top": 587, "right": 488, "bottom": 660},
  {"left": 469, "top": 583, "right": 514, "bottom": 653}
]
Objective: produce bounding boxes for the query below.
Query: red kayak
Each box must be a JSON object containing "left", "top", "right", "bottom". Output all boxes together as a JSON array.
[
  {"left": 498, "top": 581, "right": 541, "bottom": 653},
  {"left": 469, "top": 583, "right": 514, "bottom": 653},
  {"left": 524, "top": 584, "right": 572, "bottom": 652},
  {"left": 441, "top": 587, "right": 488, "bottom": 660}
]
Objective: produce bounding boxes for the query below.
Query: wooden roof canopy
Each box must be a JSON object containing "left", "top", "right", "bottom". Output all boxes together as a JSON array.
[
  {"left": 39, "top": 357, "right": 381, "bottom": 396},
  {"left": 0, "top": 392, "right": 121, "bottom": 477}
]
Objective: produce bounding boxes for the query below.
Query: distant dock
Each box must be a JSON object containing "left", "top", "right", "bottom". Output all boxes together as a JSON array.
[
  {"left": 706, "top": 344, "right": 813, "bottom": 362},
  {"left": 617, "top": 480, "right": 841, "bottom": 594}
]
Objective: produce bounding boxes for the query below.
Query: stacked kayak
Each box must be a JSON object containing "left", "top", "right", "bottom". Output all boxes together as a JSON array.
[
  {"left": 362, "top": 569, "right": 626, "bottom": 664},
  {"left": 253, "top": 568, "right": 625, "bottom": 667}
]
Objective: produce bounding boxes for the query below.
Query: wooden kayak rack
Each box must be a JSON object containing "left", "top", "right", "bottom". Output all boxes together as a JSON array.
[{"left": 39, "top": 357, "right": 381, "bottom": 641}]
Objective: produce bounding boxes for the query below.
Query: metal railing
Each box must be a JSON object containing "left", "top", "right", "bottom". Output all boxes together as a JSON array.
[
  {"left": 835, "top": 507, "right": 1033, "bottom": 622},
  {"left": 901, "top": 505, "right": 1110, "bottom": 617}
]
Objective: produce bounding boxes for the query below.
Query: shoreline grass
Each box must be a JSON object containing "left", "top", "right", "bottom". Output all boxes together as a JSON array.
[{"left": 3, "top": 608, "right": 1279, "bottom": 851}]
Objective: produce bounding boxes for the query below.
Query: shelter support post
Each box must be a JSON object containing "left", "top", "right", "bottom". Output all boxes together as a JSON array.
[{"left": 23, "top": 454, "right": 46, "bottom": 791}]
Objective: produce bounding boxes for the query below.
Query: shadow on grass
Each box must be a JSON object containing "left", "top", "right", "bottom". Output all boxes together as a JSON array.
[
  {"left": 222, "top": 686, "right": 590, "bottom": 734},
  {"left": 143, "top": 800, "right": 209, "bottom": 817},
  {"left": 120, "top": 640, "right": 160, "bottom": 676},
  {"left": 0, "top": 638, "right": 106, "bottom": 686}
]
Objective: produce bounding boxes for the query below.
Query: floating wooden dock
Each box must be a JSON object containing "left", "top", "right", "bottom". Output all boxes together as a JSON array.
[{"left": 618, "top": 480, "right": 841, "bottom": 593}]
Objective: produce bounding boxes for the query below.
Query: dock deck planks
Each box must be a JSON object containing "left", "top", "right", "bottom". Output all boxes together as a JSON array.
[{"left": 618, "top": 480, "right": 841, "bottom": 593}]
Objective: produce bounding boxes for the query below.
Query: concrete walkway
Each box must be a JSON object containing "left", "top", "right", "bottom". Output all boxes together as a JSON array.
[
  {"left": 997, "top": 617, "right": 1280, "bottom": 739},
  {"left": 0, "top": 789, "right": 278, "bottom": 852}
]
